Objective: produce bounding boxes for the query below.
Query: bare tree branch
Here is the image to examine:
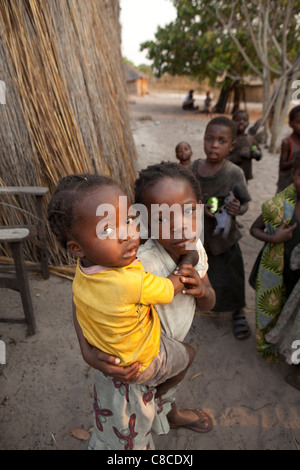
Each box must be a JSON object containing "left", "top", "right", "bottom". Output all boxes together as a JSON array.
[{"left": 214, "top": 3, "right": 263, "bottom": 77}]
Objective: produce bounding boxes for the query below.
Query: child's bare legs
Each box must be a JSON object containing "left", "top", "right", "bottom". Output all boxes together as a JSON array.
[
  {"left": 155, "top": 343, "right": 195, "bottom": 399},
  {"left": 155, "top": 344, "right": 213, "bottom": 433}
]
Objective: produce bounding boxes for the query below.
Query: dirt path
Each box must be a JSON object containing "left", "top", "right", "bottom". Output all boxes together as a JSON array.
[{"left": 0, "top": 92, "right": 299, "bottom": 451}]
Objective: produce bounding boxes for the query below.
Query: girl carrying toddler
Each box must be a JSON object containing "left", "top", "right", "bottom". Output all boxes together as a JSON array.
[{"left": 48, "top": 165, "right": 213, "bottom": 449}]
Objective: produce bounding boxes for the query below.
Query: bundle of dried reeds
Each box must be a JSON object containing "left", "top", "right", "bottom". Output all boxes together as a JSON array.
[
  {"left": 0, "top": 255, "right": 76, "bottom": 280},
  {"left": 0, "top": 0, "right": 137, "bottom": 266}
]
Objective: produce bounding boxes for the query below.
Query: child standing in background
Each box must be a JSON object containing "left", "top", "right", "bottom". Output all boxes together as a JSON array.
[
  {"left": 277, "top": 105, "right": 300, "bottom": 193},
  {"left": 227, "top": 110, "right": 262, "bottom": 182},
  {"left": 175, "top": 141, "right": 193, "bottom": 168},
  {"left": 190, "top": 116, "right": 252, "bottom": 340},
  {"left": 250, "top": 154, "right": 300, "bottom": 369}
]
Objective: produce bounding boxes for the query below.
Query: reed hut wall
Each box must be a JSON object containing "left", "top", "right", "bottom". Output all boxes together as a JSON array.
[{"left": 0, "top": 0, "right": 137, "bottom": 265}]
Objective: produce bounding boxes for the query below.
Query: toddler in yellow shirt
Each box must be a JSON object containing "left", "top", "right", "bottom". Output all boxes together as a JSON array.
[{"left": 47, "top": 174, "right": 196, "bottom": 389}]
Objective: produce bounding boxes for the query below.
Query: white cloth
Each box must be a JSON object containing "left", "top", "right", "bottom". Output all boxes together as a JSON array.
[{"left": 138, "top": 238, "right": 208, "bottom": 341}]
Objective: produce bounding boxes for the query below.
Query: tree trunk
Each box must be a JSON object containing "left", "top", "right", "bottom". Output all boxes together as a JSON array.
[
  {"left": 231, "top": 81, "right": 241, "bottom": 115},
  {"left": 269, "top": 73, "right": 297, "bottom": 152},
  {"left": 262, "top": 69, "right": 272, "bottom": 146},
  {"left": 212, "top": 78, "right": 235, "bottom": 113}
]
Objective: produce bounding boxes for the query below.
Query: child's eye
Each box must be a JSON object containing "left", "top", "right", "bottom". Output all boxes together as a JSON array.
[
  {"left": 98, "top": 225, "right": 114, "bottom": 238},
  {"left": 158, "top": 216, "right": 169, "bottom": 224},
  {"left": 126, "top": 216, "right": 135, "bottom": 225},
  {"left": 184, "top": 207, "right": 195, "bottom": 216}
]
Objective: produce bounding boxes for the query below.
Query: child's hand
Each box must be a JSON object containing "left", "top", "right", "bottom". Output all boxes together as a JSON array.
[
  {"left": 272, "top": 221, "right": 297, "bottom": 243},
  {"left": 83, "top": 346, "right": 141, "bottom": 382},
  {"left": 176, "top": 249, "right": 199, "bottom": 268},
  {"left": 225, "top": 198, "right": 240, "bottom": 217},
  {"left": 204, "top": 203, "right": 216, "bottom": 218},
  {"left": 176, "top": 264, "right": 205, "bottom": 298}
]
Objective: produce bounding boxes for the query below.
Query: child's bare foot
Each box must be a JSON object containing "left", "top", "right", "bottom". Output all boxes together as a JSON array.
[{"left": 167, "top": 403, "right": 213, "bottom": 433}]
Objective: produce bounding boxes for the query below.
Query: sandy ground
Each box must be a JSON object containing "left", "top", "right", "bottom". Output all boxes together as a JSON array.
[{"left": 0, "top": 91, "right": 300, "bottom": 451}]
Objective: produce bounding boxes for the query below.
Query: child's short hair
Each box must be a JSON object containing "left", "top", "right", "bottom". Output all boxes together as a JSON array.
[
  {"left": 289, "top": 105, "right": 300, "bottom": 121},
  {"left": 292, "top": 150, "right": 300, "bottom": 170},
  {"left": 47, "top": 173, "right": 116, "bottom": 248},
  {"left": 232, "top": 109, "right": 249, "bottom": 121},
  {"left": 134, "top": 161, "right": 202, "bottom": 205},
  {"left": 175, "top": 141, "right": 192, "bottom": 151},
  {"left": 206, "top": 116, "right": 237, "bottom": 140}
]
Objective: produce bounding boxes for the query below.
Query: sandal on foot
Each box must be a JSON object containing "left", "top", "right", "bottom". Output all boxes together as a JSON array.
[
  {"left": 232, "top": 310, "right": 251, "bottom": 340},
  {"left": 169, "top": 408, "right": 213, "bottom": 433}
]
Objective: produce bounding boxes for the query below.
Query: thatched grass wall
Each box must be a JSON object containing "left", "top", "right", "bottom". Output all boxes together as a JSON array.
[{"left": 0, "top": 0, "right": 137, "bottom": 265}]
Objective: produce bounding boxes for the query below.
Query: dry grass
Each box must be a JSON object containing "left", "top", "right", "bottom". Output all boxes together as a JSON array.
[
  {"left": 0, "top": 0, "right": 137, "bottom": 266},
  {"left": 149, "top": 74, "right": 213, "bottom": 94}
]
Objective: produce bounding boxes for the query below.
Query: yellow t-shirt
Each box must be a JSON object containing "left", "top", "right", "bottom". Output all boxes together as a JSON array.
[{"left": 73, "top": 260, "right": 174, "bottom": 370}]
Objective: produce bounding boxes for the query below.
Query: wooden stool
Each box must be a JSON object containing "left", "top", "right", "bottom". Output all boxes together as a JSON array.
[
  {"left": 0, "top": 228, "right": 36, "bottom": 335},
  {"left": 0, "top": 187, "right": 49, "bottom": 279}
]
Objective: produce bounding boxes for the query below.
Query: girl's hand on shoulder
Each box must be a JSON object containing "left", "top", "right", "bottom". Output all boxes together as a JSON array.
[{"left": 273, "top": 221, "right": 297, "bottom": 243}]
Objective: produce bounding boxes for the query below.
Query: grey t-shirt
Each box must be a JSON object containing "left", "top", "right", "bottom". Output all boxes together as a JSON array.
[{"left": 191, "top": 159, "right": 251, "bottom": 256}]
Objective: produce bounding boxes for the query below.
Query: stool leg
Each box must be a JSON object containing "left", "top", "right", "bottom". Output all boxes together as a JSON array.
[
  {"left": 11, "top": 242, "right": 36, "bottom": 335},
  {"left": 36, "top": 196, "right": 49, "bottom": 280}
]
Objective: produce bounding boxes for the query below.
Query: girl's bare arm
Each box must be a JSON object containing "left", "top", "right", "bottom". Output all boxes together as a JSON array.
[
  {"left": 279, "top": 138, "right": 293, "bottom": 171},
  {"left": 250, "top": 214, "right": 297, "bottom": 243}
]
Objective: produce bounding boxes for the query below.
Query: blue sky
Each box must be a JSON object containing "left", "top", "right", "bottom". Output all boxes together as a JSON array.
[{"left": 119, "top": 0, "right": 176, "bottom": 66}]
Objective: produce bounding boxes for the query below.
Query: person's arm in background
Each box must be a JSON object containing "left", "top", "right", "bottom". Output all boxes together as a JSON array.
[
  {"left": 250, "top": 214, "right": 297, "bottom": 243},
  {"left": 279, "top": 138, "right": 293, "bottom": 171}
]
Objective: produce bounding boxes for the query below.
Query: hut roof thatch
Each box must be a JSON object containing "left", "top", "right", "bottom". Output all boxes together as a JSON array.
[
  {"left": 0, "top": 0, "right": 137, "bottom": 266},
  {"left": 124, "top": 62, "right": 148, "bottom": 82}
]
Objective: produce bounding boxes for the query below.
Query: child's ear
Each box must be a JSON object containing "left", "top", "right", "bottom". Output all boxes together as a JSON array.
[
  {"left": 230, "top": 139, "right": 236, "bottom": 151},
  {"left": 67, "top": 240, "right": 85, "bottom": 258}
]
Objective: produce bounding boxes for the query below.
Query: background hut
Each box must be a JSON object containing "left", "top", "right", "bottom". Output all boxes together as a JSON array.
[
  {"left": 125, "top": 62, "right": 149, "bottom": 96},
  {"left": 243, "top": 77, "right": 264, "bottom": 103},
  {"left": 0, "top": 0, "right": 137, "bottom": 266}
]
